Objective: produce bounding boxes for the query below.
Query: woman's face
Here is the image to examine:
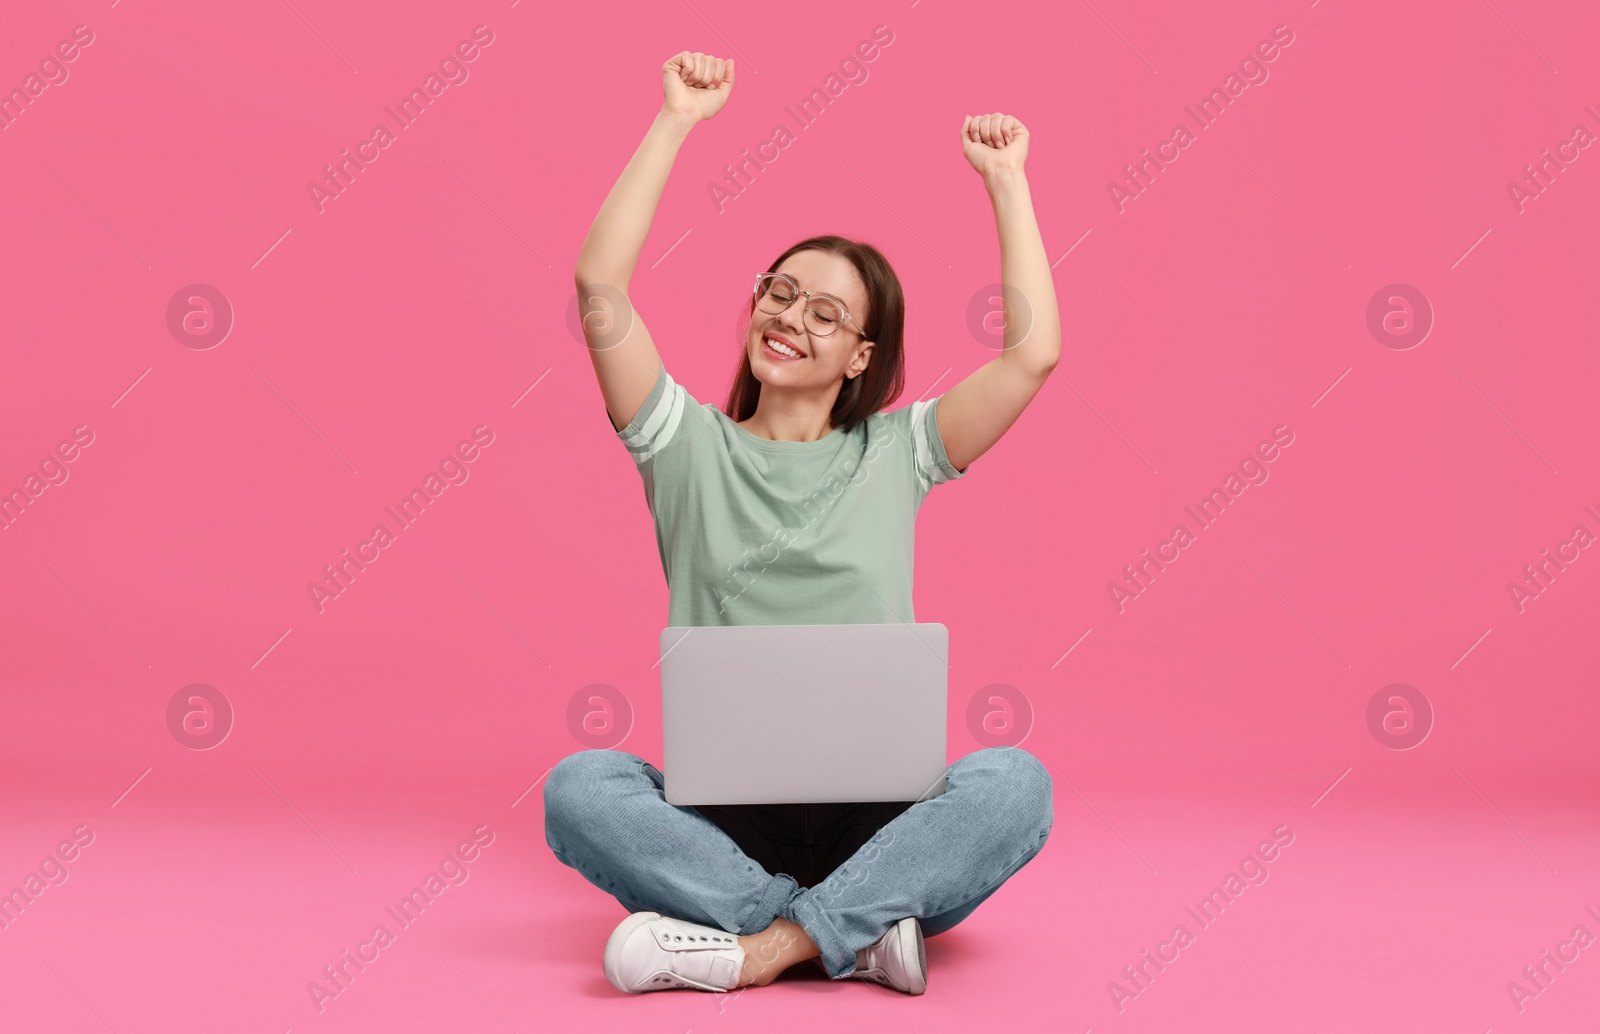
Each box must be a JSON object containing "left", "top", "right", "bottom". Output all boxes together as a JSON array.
[{"left": 746, "top": 250, "right": 874, "bottom": 393}]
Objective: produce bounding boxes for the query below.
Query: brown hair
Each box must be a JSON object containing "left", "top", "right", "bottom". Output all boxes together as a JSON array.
[{"left": 722, "top": 235, "right": 905, "bottom": 435}]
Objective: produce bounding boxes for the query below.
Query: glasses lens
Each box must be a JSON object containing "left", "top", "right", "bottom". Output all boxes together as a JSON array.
[
  {"left": 804, "top": 297, "right": 844, "bottom": 336},
  {"left": 756, "top": 276, "right": 796, "bottom": 313}
]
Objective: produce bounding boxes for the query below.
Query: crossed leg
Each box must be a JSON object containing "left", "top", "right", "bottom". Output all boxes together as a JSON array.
[{"left": 543, "top": 745, "right": 1053, "bottom": 983}]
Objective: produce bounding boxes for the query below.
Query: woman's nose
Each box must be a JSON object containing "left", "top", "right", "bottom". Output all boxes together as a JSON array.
[{"left": 776, "top": 296, "right": 807, "bottom": 330}]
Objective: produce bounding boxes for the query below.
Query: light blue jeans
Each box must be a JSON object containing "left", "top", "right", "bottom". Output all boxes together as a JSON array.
[{"left": 543, "top": 746, "right": 1053, "bottom": 978}]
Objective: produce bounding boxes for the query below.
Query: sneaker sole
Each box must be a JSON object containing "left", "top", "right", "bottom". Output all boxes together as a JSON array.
[
  {"left": 602, "top": 911, "right": 663, "bottom": 992},
  {"left": 897, "top": 918, "right": 927, "bottom": 995}
]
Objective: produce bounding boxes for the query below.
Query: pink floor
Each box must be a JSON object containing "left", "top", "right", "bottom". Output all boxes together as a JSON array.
[{"left": 3, "top": 775, "right": 1598, "bottom": 1033}]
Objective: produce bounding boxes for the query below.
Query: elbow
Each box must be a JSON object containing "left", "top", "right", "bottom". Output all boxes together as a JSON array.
[
  {"left": 1001, "top": 353, "right": 1057, "bottom": 382},
  {"left": 1013, "top": 346, "right": 1059, "bottom": 381},
  {"left": 573, "top": 263, "right": 627, "bottom": 293},
  {"left": 1032, "top": 332, "right": 1062, "bottom": 378}
]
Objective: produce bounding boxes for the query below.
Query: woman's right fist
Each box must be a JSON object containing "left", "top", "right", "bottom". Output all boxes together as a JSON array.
[{"left": 662, "top": 51, "right": 734, "bottom": 123}]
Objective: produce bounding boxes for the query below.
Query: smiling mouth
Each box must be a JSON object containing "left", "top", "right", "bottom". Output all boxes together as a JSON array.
[{"left": 762, "top": 335, "right": 806, "bottom": 360}]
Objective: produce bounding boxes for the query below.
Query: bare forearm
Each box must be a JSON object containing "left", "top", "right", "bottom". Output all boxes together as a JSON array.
[
  {"left": 574, "top": 111, "right": 696, "bottom": 288},
  {"left": 986, "top": 169, "right": 1060, "bottom": 374}
]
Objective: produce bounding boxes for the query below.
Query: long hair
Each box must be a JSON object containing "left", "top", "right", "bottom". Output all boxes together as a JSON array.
[{"left": 723, "top": 235, "right": 906, "bottom": 435}]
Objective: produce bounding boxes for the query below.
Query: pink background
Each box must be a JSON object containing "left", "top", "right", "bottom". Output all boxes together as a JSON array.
[{"left": 3, "top": 0, "right": 1598, "bottom": 1031}]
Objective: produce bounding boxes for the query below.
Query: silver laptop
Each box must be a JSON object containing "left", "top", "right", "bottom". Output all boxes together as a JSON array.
[{"left": 659, "top": 622, "right": 950, "bottom": 806}]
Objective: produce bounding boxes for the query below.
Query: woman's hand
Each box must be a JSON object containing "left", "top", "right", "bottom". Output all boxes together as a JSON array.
[
  {"left": 662, "top": 51, "right": 735, "bottom": 125},
  {"left": 961, "top": 113, "right": 1029, "bottom": 180}
]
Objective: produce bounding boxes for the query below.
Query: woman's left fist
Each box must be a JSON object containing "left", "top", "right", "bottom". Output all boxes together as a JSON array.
[{"left": 961, "top": 113, "right": 1028, "bottom": 178}]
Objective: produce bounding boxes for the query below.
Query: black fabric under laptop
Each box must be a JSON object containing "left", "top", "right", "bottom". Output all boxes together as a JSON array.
[{"left": 693, "top": 801, "right": 915, "bottom": 889}]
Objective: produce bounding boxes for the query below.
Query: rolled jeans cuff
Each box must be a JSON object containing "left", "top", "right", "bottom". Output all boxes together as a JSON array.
[
  {"left": 739, "top": 871, "right": 801, "bottom": 936},
  {"left": 783, "top": 889, "right": 859, "bottom": 979}
]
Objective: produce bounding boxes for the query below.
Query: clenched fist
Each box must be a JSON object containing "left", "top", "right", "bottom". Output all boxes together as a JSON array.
[
  {"left": 961, "top": 113, "right": 1029, "bottom": 180},
  {"left": 662, "top": 51, "right": 735, "bottom": 124}
]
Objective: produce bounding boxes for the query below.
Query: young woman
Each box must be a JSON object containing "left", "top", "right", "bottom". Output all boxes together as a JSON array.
[{"left": 545, "top": 51, "right": 1061, "bottom": 996}]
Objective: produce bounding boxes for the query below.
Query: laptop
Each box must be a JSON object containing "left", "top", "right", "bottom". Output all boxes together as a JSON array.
[{"left": 658, "top": 622, "right": 950, "bottom": 806}]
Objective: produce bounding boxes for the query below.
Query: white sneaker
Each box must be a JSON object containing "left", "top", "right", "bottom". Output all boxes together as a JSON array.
[
  {"left": 845, "top": 917, "right": 926, "bottom": 994},
  {"left": 602, "top": 911, "right": 747, "bottom": 993}
]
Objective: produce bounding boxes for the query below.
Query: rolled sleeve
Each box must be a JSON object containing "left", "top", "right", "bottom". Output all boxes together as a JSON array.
[
  {"left": 910, "top": 395, "right": 966, "bottom": 491},
  {"left": 617, "top": 366, "right": 690, "bottom": 468}
]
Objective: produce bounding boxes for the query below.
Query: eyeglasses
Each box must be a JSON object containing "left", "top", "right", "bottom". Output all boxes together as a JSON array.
[{"left": 752, "top": 272, "right": 864, "bottom": 339}]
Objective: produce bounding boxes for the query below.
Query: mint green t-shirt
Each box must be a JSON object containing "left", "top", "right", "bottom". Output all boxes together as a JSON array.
[{"left": 616, "top": 365, "right": 968, "bottom": 628}]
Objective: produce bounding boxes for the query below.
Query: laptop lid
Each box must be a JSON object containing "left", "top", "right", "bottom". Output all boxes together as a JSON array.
[{"left": 658, "top": 622, "right": 949, "bottom": 806}]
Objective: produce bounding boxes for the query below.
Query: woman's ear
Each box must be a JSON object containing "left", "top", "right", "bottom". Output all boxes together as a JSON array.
[{"left": 848, "top": 341, "right": 875, "bottom": 378}]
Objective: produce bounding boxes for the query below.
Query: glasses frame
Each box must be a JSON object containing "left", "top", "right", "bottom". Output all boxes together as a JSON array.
[{"left": 752, "top": 272, "right": 866, "bottom": 339}]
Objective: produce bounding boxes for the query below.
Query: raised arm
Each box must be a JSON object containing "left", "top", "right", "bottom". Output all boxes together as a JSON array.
[
  {"left": 573, "top": 52, "right": 735, "bottom": 432},
  {"left": 933, "top": 114, "right": 1062, "bottom": 473}
]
